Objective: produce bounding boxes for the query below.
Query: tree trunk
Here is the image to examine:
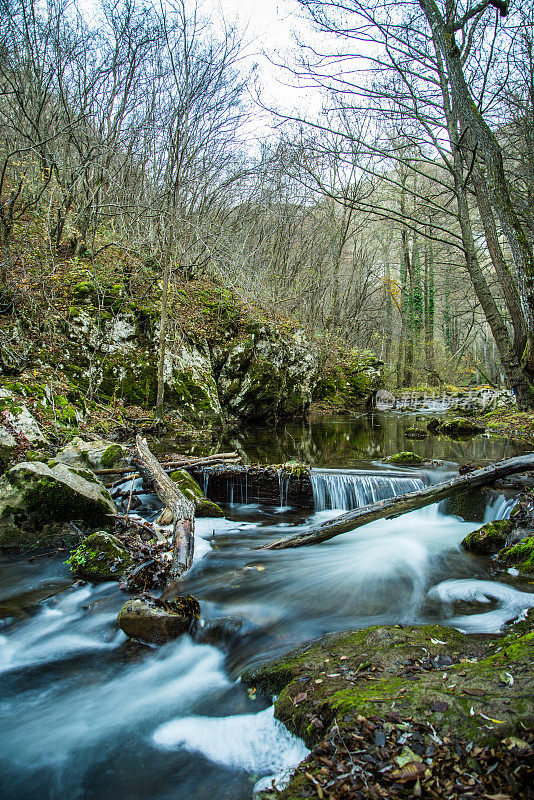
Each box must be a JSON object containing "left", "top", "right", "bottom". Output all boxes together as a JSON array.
[
  {"left": 261, "top": 453, "right": 534, "bottom": 550},
  {"left": 135, "top": 435, "right": 194, "bottom": 580},
  {"left": 420, "top": 0, "right": 534, "bottom": 377},
  {"left": 156, "top": 247, "right": 172, "bottom": 419}
]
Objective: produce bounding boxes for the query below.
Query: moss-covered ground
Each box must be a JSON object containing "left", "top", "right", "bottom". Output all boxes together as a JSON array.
[{"left": 243, "top": 616, "right": 534, "bottom": 799}]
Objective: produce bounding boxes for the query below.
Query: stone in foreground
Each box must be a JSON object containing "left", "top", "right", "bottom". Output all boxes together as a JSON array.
[
  {"left": 68, "top": 531, "right": 132, "bottom": 581},
  {"left": 118, "top": 595, "right": 200, "bottom": 644}
]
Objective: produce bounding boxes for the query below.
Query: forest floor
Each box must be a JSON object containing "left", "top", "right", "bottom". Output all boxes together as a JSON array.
[{"left": 245, "top": 615, "right": 534, "bottom": 800}]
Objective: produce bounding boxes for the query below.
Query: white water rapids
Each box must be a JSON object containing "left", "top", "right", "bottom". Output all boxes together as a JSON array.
[{"left": 0, "top": 465, "right": 532, "bottom": 800}]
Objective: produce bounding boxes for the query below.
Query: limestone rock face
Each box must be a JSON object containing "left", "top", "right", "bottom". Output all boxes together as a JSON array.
[
  {"left": 64, "top": 309, "right": 222, "bottom": 418},
  {"left": 117, "top": 595, "right": 200, "bottom": 644},
  {"left": 216, "top": 324, "right": 319, "bottom": 420},
  {"left": 67, "top": 531, "right": 132, "bottom": 581},
  {"left": 0, "top": 460, "right": 116, "bottom": 545},
  {"left": 55, "top": 437, "right": 129, "bottom": 470},
  {"left": 0, "top": 389, "right": 47, "bottom": 446}
]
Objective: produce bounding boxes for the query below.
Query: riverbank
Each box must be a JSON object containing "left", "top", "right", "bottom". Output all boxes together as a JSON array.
[{"left": 244, "top": 615, "right": 534, "bottom": 799}]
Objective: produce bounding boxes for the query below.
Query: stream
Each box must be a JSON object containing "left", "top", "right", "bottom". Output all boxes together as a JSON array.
[{"left": 1, "top": 412, "right": 533, "bottom": 799}]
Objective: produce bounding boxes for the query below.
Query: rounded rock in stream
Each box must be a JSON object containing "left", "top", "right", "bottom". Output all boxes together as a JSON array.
[{"left": 117, "top": 595, "right": 200, "bottom": 644}]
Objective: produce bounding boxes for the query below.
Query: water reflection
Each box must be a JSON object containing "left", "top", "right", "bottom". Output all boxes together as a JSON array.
[{"left": 153, "top": 412, "right": 526, "bottom": 468}]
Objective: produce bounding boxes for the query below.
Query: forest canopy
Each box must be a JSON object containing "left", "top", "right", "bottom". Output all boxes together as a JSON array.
[{"left": 1, "top": 0, "right": 533, "bottom": 404}]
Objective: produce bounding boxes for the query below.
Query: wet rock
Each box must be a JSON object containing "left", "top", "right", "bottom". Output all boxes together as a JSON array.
[
  {"left": 169, "top": 469, "right": 224, "bottom": 516},
  {"left": 385, "top": 451, "right": 424, "bottom": 466},
  {"left": 55, "top": 437, "right": 129, "bottom": 470},
  {"left": 67, "top": 531, "right": 132, "bottom": 581},
  {"left": 117, "top": 594, "right": 200, "bottom": 644},
  {"left": 195, "top": 616, "right": 248, "bottom": 650},
  {"left": 462, "top": 519, "right": 514, "bottom": 554},
  {"left": 499, "top": 535, "right": 534, "bottom": 574},
  {"left": 0, "top": 460, "right": 116, "bottom": 546},
  {"left": 438, "top": 417, "right": 486, "bottom": 437}
]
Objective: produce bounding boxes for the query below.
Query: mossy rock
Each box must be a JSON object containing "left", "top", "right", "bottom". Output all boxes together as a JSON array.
[
  {"left": 170, "top": 469, "right": 224, "bottom": 517},
  {"left": 67, "top": 531, "right": 132, "bottom": 581},
  {"left": 0, "top": 461, "right": 116, "bottom": 547},
  {"left": 404, "top": 427, "right": 429, "bottom": 439},
  {"left": 462, "top": 519, "right": 514, "bottom": 554},
  {"left": 439, "top": 417, "right": 485, "bottom": 437},
  {"left": 55, "top": 437, "right": 128, "bottom": 470},
  {"left": 117, "top": 594, "right": 200, "bottom": 644},
  {"left": 242, "top": 620, "right": 534, "bottom": 754},
  {"left": 499, "top": 536, "right": 534, "bottom": 574},
  {"left": 385, "top": 451, "right": 424, "bottom": 466}
]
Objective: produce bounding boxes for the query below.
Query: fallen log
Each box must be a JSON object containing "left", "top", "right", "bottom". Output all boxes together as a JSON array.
[
  {"left": 95, "top": 451, "right": 241, "bottom": 478},
  {"left": 261, "top": 453, "right": 534, "bottom": 550},
  {"left": 135, "top": 435, "right": 194, "bottom": 580}
]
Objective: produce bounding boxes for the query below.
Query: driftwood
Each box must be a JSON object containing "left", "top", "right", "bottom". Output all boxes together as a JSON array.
[
  {"left": 135, "top": 435, "right": 195, "bottom": 580},
  {"left": 262, "top": 453, "right": 534, "bottom": 550},
  {"left": 95, "top": 451, "right": 241, "bottom": 478}
]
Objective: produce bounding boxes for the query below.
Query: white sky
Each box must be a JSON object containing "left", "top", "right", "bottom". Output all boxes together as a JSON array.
[{"left": 213, "top": 0, "right": 323, "bottom": 120}]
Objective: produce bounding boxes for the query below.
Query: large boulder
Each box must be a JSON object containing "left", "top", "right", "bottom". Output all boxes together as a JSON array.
[
  {"left": 0, "top": 460, "right": 116, "bottom": 546},
  {"left": 55, "top": 436, "right": 129, "bottom": 470},
  {"left": 117, "top": 595, "right": 200, "bottom": 644},
  {"left": 67, "top": 531, "right": 132, "bottom": 581},
  {"left": 216, "top": 323, "right": 318, "bottom": 420},
  {"left": 169, "top": 469, "right": 224, "bottom": 517}
]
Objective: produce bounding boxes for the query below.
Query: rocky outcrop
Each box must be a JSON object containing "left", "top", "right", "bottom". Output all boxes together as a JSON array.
[
  {"left": 313, "top": 350, "right": 383, "bottom": 411},
  {"left": 117, "top": 594, "right": 200, "bottom": 644},
  {"left": 63, "top": 308, "right": 319, "bottom": 421},
  {"left": 67, "top": 531, "right": 132, "bottom": 580},
  {"left": 215, "top": 323, "right": 319, "bottom": 420},
  {"left": 0, "top": 460, "right": 116, "bottom": 546},
  {"left": 0, "top": 389, "right": 48, "bottom": 468}
]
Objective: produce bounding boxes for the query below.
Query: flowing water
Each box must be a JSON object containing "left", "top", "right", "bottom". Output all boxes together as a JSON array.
[{"left": 1, "top": 413, "right": 533, "bottom": 800}]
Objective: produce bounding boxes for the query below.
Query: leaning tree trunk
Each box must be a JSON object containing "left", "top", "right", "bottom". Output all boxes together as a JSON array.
[
  {"left": 420, "top": 0, "right": 534, "bottom": 379},
  {"left": 135, "top": 435, "right": 194, "bottom": 579},
  {"left": 261, "top": 453, "right": 534, "bottom": 550}
]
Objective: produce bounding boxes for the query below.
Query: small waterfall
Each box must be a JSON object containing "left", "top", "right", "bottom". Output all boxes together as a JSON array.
[
  {"left": 309, "top": 469, "right": 427, "bottom": 511},
  {"left": 278, "top": 471, "right": 290, "bottom": 507},
  {"left": 483, "top": 494, "right": 517, "bottom": 522}
]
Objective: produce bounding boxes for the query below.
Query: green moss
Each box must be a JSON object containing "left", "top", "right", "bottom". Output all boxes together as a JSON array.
[
  {"left": 66, "top": 531, "right": 132, "bottom": 581},
  {"left": 385, "top": 451, "right": 424, "bottom": 466},
  {"left": 439, "top": 417, "right": 485, "bottom": 437},
  {"left": 462, "top": 519, "right": 514, "bottom": 554},
  {"left": 169, "top": 469, "right": 224, "bottom": 517},
  {"left": 499, "top": 536, "right": 534, "bottom": 573},
  {"left": 100, "top": 444, "right": 124, "bottom": 469}
]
